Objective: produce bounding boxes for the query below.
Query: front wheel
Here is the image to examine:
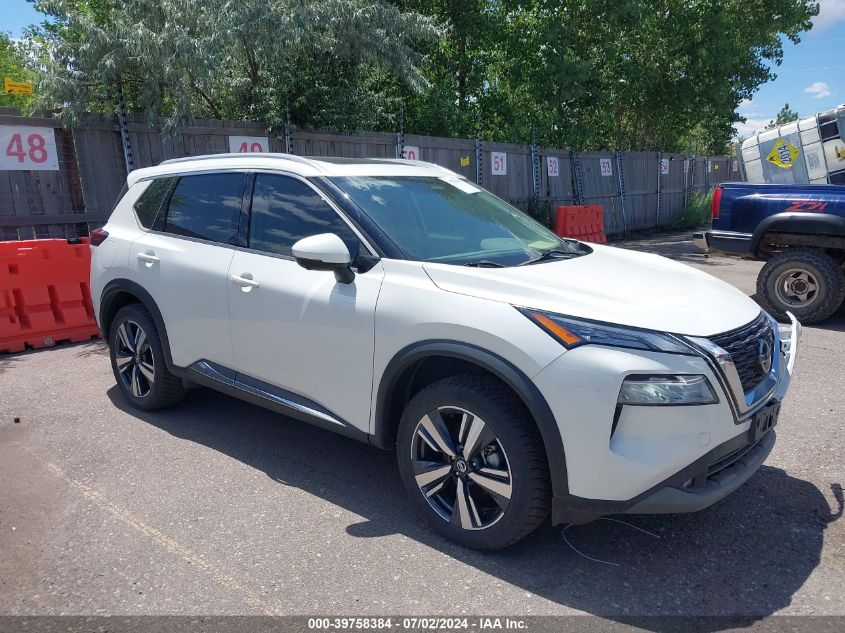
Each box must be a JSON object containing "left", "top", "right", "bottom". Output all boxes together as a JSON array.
[
  {"left": 757, "top": 248, "right": 845, "bottom": 324},
  {"left": 396, "top": 375, "right": 550, "bottom": 550}
]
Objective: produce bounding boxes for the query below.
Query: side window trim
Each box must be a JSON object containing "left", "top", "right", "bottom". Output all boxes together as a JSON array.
[
  {"left": 235, "top": 172, "right": 256, "bottom": 248},
  {"left": 244, "top": 169, "right": 377, "bottom": 259}
]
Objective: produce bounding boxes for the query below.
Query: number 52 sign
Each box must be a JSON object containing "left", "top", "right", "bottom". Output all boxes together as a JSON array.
[{"left": 1, "top": 126, "right": 60, "bottom": 171}]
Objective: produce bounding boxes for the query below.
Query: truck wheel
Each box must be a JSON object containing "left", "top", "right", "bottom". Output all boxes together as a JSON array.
[
  {"left": 757, "top": 248, "right": 845, "bottom": 324},
  {"left": 396, "top": 375, "right": 550, "bottom": 550}
]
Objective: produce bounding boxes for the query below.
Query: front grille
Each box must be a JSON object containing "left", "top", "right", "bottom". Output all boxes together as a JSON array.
[{"left": 710, "top": 312, "right": 774, "bottom": 392}]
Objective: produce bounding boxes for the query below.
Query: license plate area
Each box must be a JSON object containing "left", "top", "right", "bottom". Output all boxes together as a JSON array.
[{"left": 750, "top": 401, "right": 780, "bottom": 443}]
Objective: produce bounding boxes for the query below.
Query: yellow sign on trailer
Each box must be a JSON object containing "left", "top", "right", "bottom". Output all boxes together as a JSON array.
[
  {"left": 4, "top": 78, "right": 33, "bottom": 95},
  {"left": 766, "top": 138, "right": 801, "bottom": 170}
]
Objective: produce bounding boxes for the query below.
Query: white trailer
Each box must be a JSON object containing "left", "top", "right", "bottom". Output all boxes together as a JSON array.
[{"left": 738, "top": 104, "right": 845, "bottom": 185}]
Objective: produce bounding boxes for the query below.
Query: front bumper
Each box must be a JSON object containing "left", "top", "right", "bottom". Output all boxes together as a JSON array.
[
  {"left": 692, "top": 230, "right": 754, "bottom": 256},
  {"left": 535, "top": 314, "right": 800, "bottom": 525},
  {"left": 552, "top": 427, "right": 776, "bottom": 523}
]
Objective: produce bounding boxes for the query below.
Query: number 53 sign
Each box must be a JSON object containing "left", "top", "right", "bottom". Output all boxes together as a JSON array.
[{"left": 2, "top": 126, "right": 60, "bottom": 171}]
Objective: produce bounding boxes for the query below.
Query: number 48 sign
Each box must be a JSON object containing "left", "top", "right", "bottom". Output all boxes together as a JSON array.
[{"left": 1, "top": 126, "right": 60, "bottom": 171}]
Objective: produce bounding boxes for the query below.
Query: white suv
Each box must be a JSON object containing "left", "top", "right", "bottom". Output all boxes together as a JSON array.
[{"left": 90, "top": 154, "right": 800, "bottom": 550}]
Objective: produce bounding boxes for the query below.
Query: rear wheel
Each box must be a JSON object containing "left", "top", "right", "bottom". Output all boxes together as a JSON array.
[
  {"left": 109, "top": 304, "right": 186, "bottom": 410},
  {"left": 757, "top": 248, "right": 845, "bottom": 324},
  {"left": 396, "top": 375, "right": 550, "bottom": 550}
]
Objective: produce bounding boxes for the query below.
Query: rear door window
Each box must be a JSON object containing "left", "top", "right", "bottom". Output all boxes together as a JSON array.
[
  {"left": 164, "top": 173, "right": 246, "bottom": 244},
  {"left": 133, "top": 177, "right": 176, "bottom": 231}
]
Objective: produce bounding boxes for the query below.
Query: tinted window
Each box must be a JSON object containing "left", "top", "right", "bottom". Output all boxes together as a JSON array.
[
  {"left": 134, "top": 177, "right": 176, "bottom": 230},
  {"left": 164, "top": 173, "right": 245, "bottom": 243},
  {"left": 329, "top": 176, "right": 577, "bottom": 266},
  {"left": 248, "top": 174, "right": 360, "bottom": 257}
]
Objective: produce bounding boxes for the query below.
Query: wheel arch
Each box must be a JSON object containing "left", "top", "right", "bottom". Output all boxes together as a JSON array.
[
  {"left": 373, "top": 340, "right": 569, "bottom": 500},
  {"left": 751, "top": 212, "right": 845, "bottom": 255},
  {"left": 99, "top": 279, "right": 174, "bottom": 369}
]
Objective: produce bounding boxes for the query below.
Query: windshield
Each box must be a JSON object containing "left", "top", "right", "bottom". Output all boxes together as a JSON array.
[{"left": 328, "top": 175, "right": 586, "bottom": 266}]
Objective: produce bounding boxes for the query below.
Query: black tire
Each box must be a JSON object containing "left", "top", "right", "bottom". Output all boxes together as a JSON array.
[
  {"left": 108, "top": 304, "right": 186, "bottom": 410},
  {"left": 396, "top": 375, "right": 550, "bottom": 550},
  {"left": 757, "top": 248, "right": 845, "bottom": 325}
]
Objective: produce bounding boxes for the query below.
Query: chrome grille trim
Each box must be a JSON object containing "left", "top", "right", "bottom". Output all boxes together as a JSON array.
[
  {"left": 709, "top": 312, "right": 774, "bottom": 393},
  {"left": 686, "top": 311, "right": 782, "bottom": 418}
]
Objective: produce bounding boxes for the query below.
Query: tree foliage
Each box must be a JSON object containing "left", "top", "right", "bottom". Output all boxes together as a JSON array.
[
  {"left": 766, "top": 102, "right": 800, "bottom": 129},
  {"left": 22, "top": 0, "right": 818, "bottom": 152},
  {"left": 0, "top": 32, "right": 35, "bottom": 111},
  {"left": 26, "top": 0, "right": 439, "bottom": 131}
]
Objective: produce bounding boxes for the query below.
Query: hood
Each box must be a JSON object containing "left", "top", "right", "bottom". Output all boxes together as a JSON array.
[{"left": 422, "top": 244, "right": 761, "bottom": 337}]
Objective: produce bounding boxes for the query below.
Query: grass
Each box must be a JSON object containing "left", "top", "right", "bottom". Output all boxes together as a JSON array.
[{"left": 665, "top": 189, "right": 714, "bottom": 230}]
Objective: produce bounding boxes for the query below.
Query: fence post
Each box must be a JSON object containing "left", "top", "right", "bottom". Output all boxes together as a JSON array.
[
  {"left": 571, "top": 149, "right": 583, "bottom": 205},
  {"left": 530, "top": 122, "right": 540, "bottom": 205},
  {"left": 474, "top": 111, "right": 483, "bottom": 186},
  {"left": 115, "top": 83, "right": 134, "bottom": 173},
  {"left": 616, "top": 151, "right": 628, "bottom": 235},
  {"left": 656, "top": 152, "right": 663, "bottom": 230},
  {"left": 396, "top": 104, "right": 405, "bottom": 159},
  {"left": 284, "top": 96, "right": 293, "bottom": 154}
]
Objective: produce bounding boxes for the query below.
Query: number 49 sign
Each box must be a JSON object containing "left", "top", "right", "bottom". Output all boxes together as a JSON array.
[
  {"left": 228, "top": 135, "right": 269, "bottom": 153},
  {"left": 1, "top": 126, "right": 60, "bottom": 171}
]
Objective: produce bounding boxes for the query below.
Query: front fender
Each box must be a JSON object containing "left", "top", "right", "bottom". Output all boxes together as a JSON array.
[{"left": 373, "top": 340, "right": 570, "bottom": 509}]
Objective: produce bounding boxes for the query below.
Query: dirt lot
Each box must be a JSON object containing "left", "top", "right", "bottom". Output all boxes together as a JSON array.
[{"left": 1, "top": 234, "right": 843, "bottom": 625}]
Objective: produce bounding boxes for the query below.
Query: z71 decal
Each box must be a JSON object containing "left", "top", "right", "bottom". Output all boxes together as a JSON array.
[{"left": 784, "top": 200, "right": 828, "bottom": 213}]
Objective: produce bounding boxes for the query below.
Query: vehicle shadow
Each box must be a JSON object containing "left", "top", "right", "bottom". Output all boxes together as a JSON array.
[
  {"left": 107, "top": 386, "right": 840, "bottom": 628},
  {"left": 616, "top": 233, "right": 721, "bottom": 266}
]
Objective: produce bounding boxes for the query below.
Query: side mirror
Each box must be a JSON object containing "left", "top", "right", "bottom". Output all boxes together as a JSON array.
[{"left": 292, "top": 233, "right": 355, "bottom": 284}]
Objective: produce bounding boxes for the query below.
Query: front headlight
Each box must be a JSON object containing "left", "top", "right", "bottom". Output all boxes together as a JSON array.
[
  {"left": 520, "top": 309, "right": 691, "bottom": 354},
  {"left": 618, "top": 374, "right": 718, "bottom": 406}
]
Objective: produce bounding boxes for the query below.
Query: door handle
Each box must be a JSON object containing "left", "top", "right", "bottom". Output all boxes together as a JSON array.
[
  {"left": 231, "top": 274, "right": 260, "bottom": 289},
  {"left": 137, "top": 252, "right": 159, "bottom": 264}
]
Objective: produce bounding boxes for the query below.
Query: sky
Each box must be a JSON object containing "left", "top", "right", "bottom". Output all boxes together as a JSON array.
[
  {"left": 2, "top": 0, "right": 845, "bottom": 140},
  {"left": 735, "top": 0, "right": 845, "bottom": 138}
]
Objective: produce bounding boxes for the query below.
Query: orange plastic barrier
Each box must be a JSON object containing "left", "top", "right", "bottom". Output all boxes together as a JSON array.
[
  {"left": 0, "top": 238, "right": 100, "bottom": 354},
  {"left": 554, "top": 205, "right": 607, "bottom": 244}
]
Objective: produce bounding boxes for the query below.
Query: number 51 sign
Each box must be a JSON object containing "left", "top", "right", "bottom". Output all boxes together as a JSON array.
[{"left": 1, "top": 126, "right": 60, "bottom": 171}]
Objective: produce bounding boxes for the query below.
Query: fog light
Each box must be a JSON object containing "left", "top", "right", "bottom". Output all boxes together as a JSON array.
[{"left": 618, "top": 374, "right": 718, "bottom": 406}]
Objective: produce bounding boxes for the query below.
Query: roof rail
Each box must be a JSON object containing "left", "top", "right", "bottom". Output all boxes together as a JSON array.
[{"left": 160, "top": 153, "right": 319, "bottom": 167}]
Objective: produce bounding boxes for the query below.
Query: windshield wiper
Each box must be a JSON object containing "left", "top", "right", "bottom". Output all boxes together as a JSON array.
[
  {"left": 519, "top": 248, "right": 581, "bottom": 266},
  {"left": 464, "top": 259, "right": 506, "bottom": 268}
]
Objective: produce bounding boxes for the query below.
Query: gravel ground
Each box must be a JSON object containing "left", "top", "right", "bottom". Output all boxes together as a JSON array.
[{"left": 0, "top": 233, "right": 843, "bottom": 624}]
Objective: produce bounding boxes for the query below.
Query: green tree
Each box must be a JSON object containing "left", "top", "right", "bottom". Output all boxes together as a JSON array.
[
  {"left": 479, "top": 0, "right": 818, "bottom": 152},
  {"left": 0, "top": 32, "right": 35, "bottom": 112},
  {"left": 26, "top": 0, "right": 440, "bottom": 131},
  {"left": 766, "top": 103, "right": 800, "bottom": 129},
  {"left": 19, "top": 0, "right": 819, "bottom": 154}
]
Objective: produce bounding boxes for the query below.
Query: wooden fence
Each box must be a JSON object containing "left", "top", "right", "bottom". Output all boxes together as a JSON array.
[{"left": 0, "top": 109, "right": 740, "bottom": 241}]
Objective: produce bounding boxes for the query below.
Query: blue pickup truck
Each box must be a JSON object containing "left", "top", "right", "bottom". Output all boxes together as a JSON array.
[{"left": 694, "top": 182, "right": 845, "bottom": 323}]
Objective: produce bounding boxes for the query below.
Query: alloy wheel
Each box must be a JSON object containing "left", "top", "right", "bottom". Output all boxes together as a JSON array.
[
  {"left": 114, "top": 320, "right": 155, "bottom": 398},
  {"left": 775, "top": 268, "right": 819, "bottom": 308},
  {"left": 410, "top": 406, "right": 512, "bottom": 530}
]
